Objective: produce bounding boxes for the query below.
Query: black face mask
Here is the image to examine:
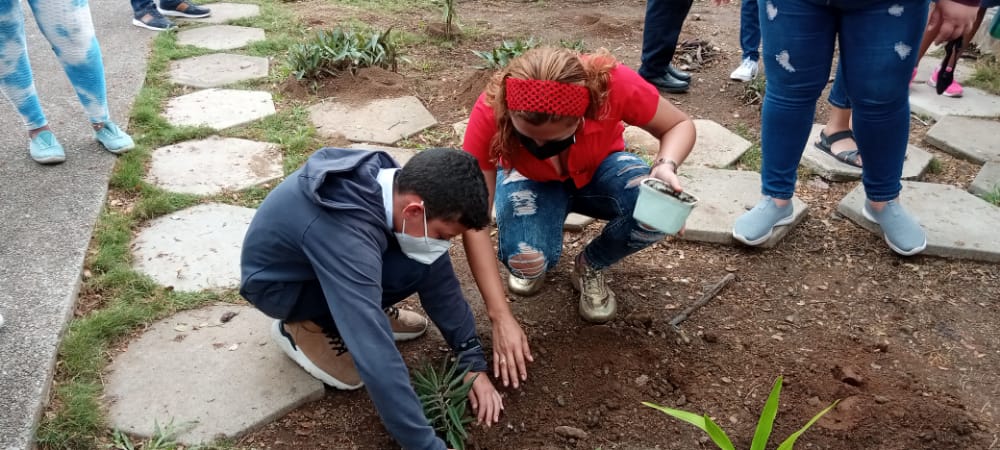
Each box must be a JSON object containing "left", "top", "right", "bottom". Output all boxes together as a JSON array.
[{"left": 516, "top": 131, "right": 576, "bottom": 160}]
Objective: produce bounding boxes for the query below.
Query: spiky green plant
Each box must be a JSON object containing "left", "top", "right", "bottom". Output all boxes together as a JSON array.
[
  {"left": 643, "top": 376, "right": 838, "bottom": 450},
  {"left": 286, "top": 26, "right": 404, "bottom": 80},
  {"left": 471, "top": 38, "right": 540, "bottom": 69},
  {"left": 412, "top": 359, "right": 477, "bottom": 450}
]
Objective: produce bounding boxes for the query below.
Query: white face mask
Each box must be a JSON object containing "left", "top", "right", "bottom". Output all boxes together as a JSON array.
[{"left": 395, "top": 203, "right": 451, "bottom": 265}]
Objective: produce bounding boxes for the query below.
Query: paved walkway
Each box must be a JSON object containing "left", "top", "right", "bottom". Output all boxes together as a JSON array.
[
  {"left": 0, "top": 1, "right": 152, "bottom": 448},
  {"left": 2, "top": 2, "right": 999, "bottom": 446}
]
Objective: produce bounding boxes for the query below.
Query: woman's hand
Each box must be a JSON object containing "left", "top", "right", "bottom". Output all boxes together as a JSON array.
[
  {"left": 466, "top": 371, "right": 504, "bottom": 426},
  {"left": 928, "top": 0, "right": 978, "bottom": 44},
  {"left": 649, "top": 160, "right": 684, "bottom": 193},
  {"left": 491, "top": 315, "right": 533, "bottom": 388}
]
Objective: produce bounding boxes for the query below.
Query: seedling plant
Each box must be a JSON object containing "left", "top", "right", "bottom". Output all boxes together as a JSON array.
[
  {"left": 412, "top": 359, "right": 477, "bottom": 450},
  {"left": 643, "top": 376, "right": 838, "bottom": 450}
]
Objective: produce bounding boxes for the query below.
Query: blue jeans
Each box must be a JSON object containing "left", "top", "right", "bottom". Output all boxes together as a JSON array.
[
  {"left": 740, "top": 0, "right": 761, "bottom": 61},
  {"left": 828, "top": 63, "right": 850, "bottom": 109},
  {"left": 495, "top": 153, "right": 664, "bottom": 274},
  {"left": 758, "top": 0, "right": 928, "bottom": 202},
  {"left": 639, "top": 0, "right": 695, "bottom": 79}
]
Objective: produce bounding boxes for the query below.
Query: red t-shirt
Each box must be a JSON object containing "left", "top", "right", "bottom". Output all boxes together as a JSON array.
[{"left": 462, "top": 63, "right": 660, "bottom": 188}]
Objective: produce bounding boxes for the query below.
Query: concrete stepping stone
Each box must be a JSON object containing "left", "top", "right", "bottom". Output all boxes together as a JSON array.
[
  {"left": 624, "top": 119, "right": 751, "bottom": 168},
  {"left": 909, "top": 83, "right": 1000, "bottom": 120},
  {"left": 453, "top": 119, "right": 468, "bottom": 141},
  {"left": 176, "top": 25, "right": 264, "bottom": 51},
  {"left": 348, "top": 143, "right": 418, "bottom": 166},
  {"left": 838, "top": 181, "right": 1000, "bottom": 262},
  {"left": 970, "top": 162, "right": 1000, "bottom": 197},
  {"left": 180, "top": 2, "right": 261, "bottom": 24},
  {"left": 309, "top": 96, "right": 438, "bottom": 145},
  {"left": 800, "top": 124, "right": 933, "bottom": 181},
  {"left": 563, "top": 213, "right": 595, "bottom": 232},
  {"left": 169, "top": 53, "right": 269, "bottom": 89},
  {"left": 164, "top": 88, "right": 275, "bottom": 130},
  {"left": 924, "top": 116, "right": 1000, "bottom": 164},
  {"left": 679, "top": 167, "right": 809, "bottom": 248},
  {"left": 133, "top": 203, "right": 255, "bottom": 291},
  {"left": 146, "top": 137, "right": 283, "bottom": 195},
  {"left": 105, "top": 305, "right": 324, "bottom": 446}
]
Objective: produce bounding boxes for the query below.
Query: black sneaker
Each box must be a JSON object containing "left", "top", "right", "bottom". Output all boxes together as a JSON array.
[
  {"left": 157, "top": 0, "right": 211, "bottom": 18},
  {"left": 132, "top": 8, "right": 175, "bottom": 31},
  {"left": 643, "top": 72, "right": 690, "bottom": 93}
]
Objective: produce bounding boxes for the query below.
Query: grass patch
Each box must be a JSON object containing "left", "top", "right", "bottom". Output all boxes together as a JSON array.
[
  {"left": 738, "top": 143, "right": 762, "bottom": 172},
  {"left": 967, "top": 56, "right": 1000, "bottom": 96},
  {"left": 927, "top": 157, "right": 943, "bottom": 174},
  {"left": 36, "top": 1, "right": 308, "bottom": 447},
  {"left": 983, "top": 185, "right": 1000, "bottom": 206}
]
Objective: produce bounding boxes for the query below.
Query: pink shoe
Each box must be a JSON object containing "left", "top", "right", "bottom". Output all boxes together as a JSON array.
[{"left": 928, "top": 67, "right": 963, "bottom": 97}]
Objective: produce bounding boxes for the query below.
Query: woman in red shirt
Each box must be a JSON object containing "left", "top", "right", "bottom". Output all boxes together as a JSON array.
[{"left": 462, "top": 47, "right": 695, "bottom": 388}]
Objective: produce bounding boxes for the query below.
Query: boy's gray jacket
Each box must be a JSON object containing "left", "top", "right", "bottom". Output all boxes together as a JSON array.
[{"left": 240, "top": 147, "right": 486, "bottom": 450}]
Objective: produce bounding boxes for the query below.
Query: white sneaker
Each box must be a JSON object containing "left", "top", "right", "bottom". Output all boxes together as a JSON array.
[{"left": 730, "top": 58, "right": 759, "bottom": 82}]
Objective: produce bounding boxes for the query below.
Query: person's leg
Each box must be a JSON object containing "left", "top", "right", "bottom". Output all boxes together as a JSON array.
[
  {"left": 733, "top": 0, "right": 837, "bottom": 245},
  {"left": 839, "top": 0, "right": 929, "bottom": 255},
  {"left": 731, "top": 0, "right": 762, "bottom": 81},
  {"left": 818, "top": 65, "right": 862, "bottom": 166},
  {"left": 494, "top": 167, "right": 571, "bottom": 296},
  {"left": 29, "top": 0, "right": 134, "bottom": 152},
  {"left": 639, "top": 0, "right": 695, "bottom": 92},
  {"left": 566, "top": 152, "right": 665, "bottom": 322},
  {"left": 0, "top": 0, "right": 66, "bottom": 164}
]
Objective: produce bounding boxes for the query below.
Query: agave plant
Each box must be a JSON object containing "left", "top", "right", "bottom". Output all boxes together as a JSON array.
[
  {"left": 471, "top": 38, "right": 540, "bottom": 69},
  {"left": 643, "top": 376, "right": 838, "bottom": 450},
  {"left": 287, "top": 26, "right": 404, "bottom": 80},
  {"left": 412, "top": 359, "right": 477, "bottom": 450}
]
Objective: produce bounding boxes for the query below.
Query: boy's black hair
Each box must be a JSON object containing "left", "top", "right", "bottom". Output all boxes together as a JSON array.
[{"left": 396, "top": 148, "right": 490, "bottom": 230}]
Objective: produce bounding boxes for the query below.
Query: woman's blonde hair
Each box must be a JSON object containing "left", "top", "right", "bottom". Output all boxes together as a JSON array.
[{"left": 484, "top": 47, "right": 617, "bottom": 165}]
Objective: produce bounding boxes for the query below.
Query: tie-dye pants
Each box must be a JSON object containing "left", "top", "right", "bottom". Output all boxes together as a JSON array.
[{"left": 0, "top": 0, "right": 109, "bottom": 131}]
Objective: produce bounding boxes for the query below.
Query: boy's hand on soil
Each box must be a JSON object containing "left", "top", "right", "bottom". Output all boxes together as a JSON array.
[
  {"left": 492, "top": 315, "right": 533, "bottom": 389},
  {"left": 928, "top": 0, "right": 977, "bottom": 44},
  {"left": 466, "top": 371, "right": 503, "bottom": 426}
]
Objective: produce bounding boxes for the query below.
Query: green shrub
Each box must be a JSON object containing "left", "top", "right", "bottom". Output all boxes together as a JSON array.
[
  {"left": 412, "top": 359, "right": 476, "bottom": 450},
  {"left": 287, "top": 27, "right": 403, "bottom": 80},
  {"left": 472, "top": 38, "right": 539, "bottom": 69},
  {"left": 644, "top": 376, "right": 838, "bottom": 450}
]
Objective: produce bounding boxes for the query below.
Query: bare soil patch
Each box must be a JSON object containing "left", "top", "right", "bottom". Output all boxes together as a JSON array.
[{"left": 244, "top": 0, "right": 999, "bottom": 448}]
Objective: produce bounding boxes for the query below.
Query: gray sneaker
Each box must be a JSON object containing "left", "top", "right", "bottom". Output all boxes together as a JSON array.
[
  {"left": 570, "top": 254, "right": 616, "bottom": 323},
  {"left": 732, "top": 196, "right": 794, "bottom": 246},
  {"left": 863, "top": 200, "right": 927, "bottom": 256}
]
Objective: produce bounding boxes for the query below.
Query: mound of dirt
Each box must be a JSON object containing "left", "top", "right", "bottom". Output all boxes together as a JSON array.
[{"left": 278, "top": 67, "right": 410, "bottom": 105}]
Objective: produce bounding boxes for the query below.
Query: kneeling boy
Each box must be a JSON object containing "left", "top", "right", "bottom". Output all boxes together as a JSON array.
[{"left": 240, "top": 147, "right": 502, "bottom": 449}]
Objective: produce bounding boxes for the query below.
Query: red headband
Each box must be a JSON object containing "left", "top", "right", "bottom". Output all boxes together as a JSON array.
[{"left": 504, "top": 78, "right": 590, "bottom": 117}]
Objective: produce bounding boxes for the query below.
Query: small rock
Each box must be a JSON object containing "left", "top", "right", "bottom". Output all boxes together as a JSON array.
[
  {"left": 784, "top": 315, "right": 797, "bottom": 323},
  {"left": 693, "top": 14, "right": 701, "bottom": 20},
  {"left": 556, "top": 395, "right": 566, "bottom": 407},
  {"left": 702, "top": 332, "right": 719, "bottom": 343},
  {"left": 834, "top": 365, "right": 865, "bottom": 386},
  {"left": 541, "top": 386, "right": 551, "bottom": 394},
  {"left": 721, "top": 376, "right": 733, "bottom": 384},
  {"left": 676, "top": 394, "right": 687, "bottom": 406},
  {"left": 725, "top": 266, "right": 738, "bottom": 272},
  {"left": 874, "top": 395, "right": 890, "bottom": 404},
  {"left": 220, "top": 311, "right": 238, "bottom": 323},
  {"left": 807, "top": 178, "right": 830, "bottom": 190},
  {"left": 699, "top": 436, "right": 710, "bottom": 444},
  {"left": 807, "top": 396, "right": 822, "bottom": 407},
  {"left": 875, "top": 342, "right": 890, "bottom": 353},
  {"left": 635, "top": 374, "right": 650, "bottom": 387},
  {"left": 555, "top": 425, "right": 588, "bottom": 440}
]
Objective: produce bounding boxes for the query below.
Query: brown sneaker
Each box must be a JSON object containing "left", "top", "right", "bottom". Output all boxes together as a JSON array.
[
  {"left": 385, "top": 306, "right": 428, "bottom": 341},
  {"left": 570, "top": 254, "right": 617, "bottom": 323},
  {"left": 271, "top": 320, "right": 363, "bottom": 390},
  {"left": 508, "top": 274, "right": 545, "bottom": 296}
]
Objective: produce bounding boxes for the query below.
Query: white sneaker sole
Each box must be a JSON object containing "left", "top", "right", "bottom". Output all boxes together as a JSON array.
[
  {"left": 131, "top": 18, "right": 172, "bottom": 31},
  {"left": 732, "top": 213, "right": 794, "bottom": 246},
  {"left": 32, "top": 155, "right": 66, "bottom": 164},
  {"left": 270, "top": 320, "right": 364, "bottom": 390},
  {"left": 730, "top": 73, "right": 754, "bottom": 82},
  {"left": 393, "top": 326, "right": 427, "bottom": 342},
  {"left": 861, "top": 207, "right": 927, "bottom": 256}
]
